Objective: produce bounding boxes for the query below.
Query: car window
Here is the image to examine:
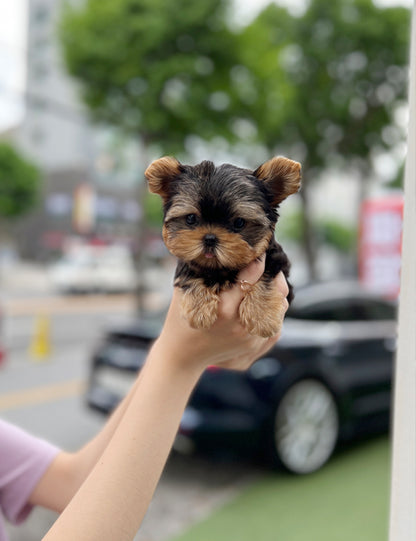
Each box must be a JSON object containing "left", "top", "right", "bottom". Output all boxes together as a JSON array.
[
  {"left": 288, "top": 298, "right": 396, "bottom": 322},
  {"left": 288, "top": 302, "right": 358, "bottom": 321},
  {"left": 362, "top": 300, "right": 397, "bottom": 321}
]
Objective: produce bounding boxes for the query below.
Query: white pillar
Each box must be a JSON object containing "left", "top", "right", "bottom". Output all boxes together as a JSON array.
[{"left": 388, "top": 3, "right": 416, "bottom": 540}]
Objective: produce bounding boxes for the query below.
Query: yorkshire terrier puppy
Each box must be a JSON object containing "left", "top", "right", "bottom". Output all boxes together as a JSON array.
[{"left": 145, "top": 156, "right": 301, "bottom": 338}]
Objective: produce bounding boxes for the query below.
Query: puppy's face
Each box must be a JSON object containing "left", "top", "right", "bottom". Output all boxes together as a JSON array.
[
  {"left": 162, "top": 164, "right": 274, "bottom": 270},
  {"left": 145, "top": 156, "right": 301, "bottom": 270}
]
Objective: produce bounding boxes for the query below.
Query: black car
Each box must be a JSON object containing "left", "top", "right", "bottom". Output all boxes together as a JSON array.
[{"left": 86, "top": 281, "right": 397, "bottom": 474}]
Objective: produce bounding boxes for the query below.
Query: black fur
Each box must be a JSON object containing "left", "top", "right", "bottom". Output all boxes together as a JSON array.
[{"left": 264, "top": 239, "right": 294, "bottom": 304}]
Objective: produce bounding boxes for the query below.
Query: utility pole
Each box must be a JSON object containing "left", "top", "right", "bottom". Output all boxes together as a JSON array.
[{"left": 388, "top": 3, "right": 416, "bottom": 540}]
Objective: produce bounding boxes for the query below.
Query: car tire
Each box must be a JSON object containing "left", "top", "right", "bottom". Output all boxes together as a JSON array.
[{"left": 269, "top": 379, "right": 339, "bottom": 474}]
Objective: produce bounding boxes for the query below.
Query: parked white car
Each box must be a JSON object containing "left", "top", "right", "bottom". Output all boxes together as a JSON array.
[{"left": 49, "top": 245, "right": 137, "bottom": 294}]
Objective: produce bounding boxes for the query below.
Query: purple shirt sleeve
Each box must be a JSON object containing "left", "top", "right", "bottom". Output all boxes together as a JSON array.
[{"left": 0, "top": 419, "right": 60, "bottom": 526}]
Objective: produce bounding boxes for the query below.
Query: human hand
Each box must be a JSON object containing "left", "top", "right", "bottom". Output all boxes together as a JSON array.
[{"left": 153, "top": 257, "right": 289, "bottom": 375}]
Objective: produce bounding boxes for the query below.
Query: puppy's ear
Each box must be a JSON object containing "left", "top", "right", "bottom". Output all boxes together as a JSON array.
[
  {"left": 254, "top": 156, "right": 301, "bottom": 205},
  {"left": 144, "top": 156, "right": 181, "bottom": 201}
]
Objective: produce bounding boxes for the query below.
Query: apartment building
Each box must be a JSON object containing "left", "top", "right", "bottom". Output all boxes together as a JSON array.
[{"left": 10, "top": 0, "right": 142, "bottom": 259}]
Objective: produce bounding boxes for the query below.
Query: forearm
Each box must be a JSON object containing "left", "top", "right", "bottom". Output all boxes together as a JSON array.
[
  {"left": 38, "top": 264, "right": 287, "bottom": 539},
  {"left": 43, "top": 342, "right": 203, "bottom": 541},
  {"left": 69, "top": 374, "right": 143, "bottom": 488},
  {"left": 29, "top": 370, "right": 144, "bottom": 512}
]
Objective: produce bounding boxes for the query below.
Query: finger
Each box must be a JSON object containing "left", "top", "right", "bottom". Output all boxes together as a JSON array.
[
  {"left": 237, "top": 253, "right": 266, "bottom": 284},
  {"left": 274, "top": 271, "right": 290, "bottom": 299},
  {"left": 218, "top": 254, "right": 266, "bottom": 319}
]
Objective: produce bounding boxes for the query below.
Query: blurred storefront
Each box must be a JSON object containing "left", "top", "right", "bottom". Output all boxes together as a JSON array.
[
  {"left": 2, "top": 0, "right": 146, "bottom": 261},
  {"left": 10, "top": 169, "right": 142, "bottom": 260}
]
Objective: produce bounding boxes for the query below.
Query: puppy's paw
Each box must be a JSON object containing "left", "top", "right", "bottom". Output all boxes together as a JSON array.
[
  {"left": 181, "top": 283, "right": 219, "bottom": 330},
  {"left": 239, "top": 281, "right": 285, "bottom": 338},
  {"left": 185, "top": 301, "right": 218, "bottom": 329},
  {"left": 242, "top": 313, "right": 283, "bottom": 338}
]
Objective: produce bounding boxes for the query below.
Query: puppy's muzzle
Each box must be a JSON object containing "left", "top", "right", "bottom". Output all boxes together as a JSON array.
[{"left": 204, "top": 234, "right": 218, "bottom": 248}]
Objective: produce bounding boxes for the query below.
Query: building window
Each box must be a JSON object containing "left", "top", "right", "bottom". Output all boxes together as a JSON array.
[
  {"left": 34, "top": 5, "right": 49, "bottom": 24},
  {"left": 31, "top": 126, "right": 45, "bottom": 145},
  {"left": 31, "top": 62, "right": 49, "bottom": 80}
]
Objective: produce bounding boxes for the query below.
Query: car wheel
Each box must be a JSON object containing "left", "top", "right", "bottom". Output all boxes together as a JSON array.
[{"left": 272, "top": 379, "right": 339, "bottom": 474}]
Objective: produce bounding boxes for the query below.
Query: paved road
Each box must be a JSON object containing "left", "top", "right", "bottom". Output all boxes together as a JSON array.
[
  {"left": 0, "top": 299, "right": 261, "bottom": 541},
  {"left": 3, "top": 294, "right": 140, "bottom": 352},
  {"left": 1, "top": 260, "right": 173, "bottom": 351}
]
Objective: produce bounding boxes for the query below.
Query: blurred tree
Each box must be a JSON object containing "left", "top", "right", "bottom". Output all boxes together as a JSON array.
[
  {"left": 317, "top": 218, "right": 356, "bottom": 255},
  {"left": 241, "top": 0, "right": 410, "bottom": 278},
  {"left": 59, "top": 0, "right": 410, "bottom": 281},
  {"left": 143, "top": 192, "right": 163, "bottom": 229},
  {"left": 59, "top": 0, "right": 250, "bottom": 309},
  {"left": 59, "top": 0, "right": 244, "bottom": 155},
  {"left": 0, "top": 143, "right": 40, "bottom": 220},
  {"left": 279, "top": 210, "right": 356, "bottom": 255}
]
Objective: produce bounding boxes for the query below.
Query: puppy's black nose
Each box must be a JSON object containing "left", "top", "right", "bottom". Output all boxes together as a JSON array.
[{"left": 204, "top": 234, "right": 217, "bottom": 247}]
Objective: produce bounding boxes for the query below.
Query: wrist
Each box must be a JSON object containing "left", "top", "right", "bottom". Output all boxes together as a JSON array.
[{"left": 146, "top": 336, "right": 206, "bottom": 384}]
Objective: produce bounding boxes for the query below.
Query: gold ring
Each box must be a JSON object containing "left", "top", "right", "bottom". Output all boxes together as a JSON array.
[{"left": 238, "top": 279, "right": 254, "bottom": 292}]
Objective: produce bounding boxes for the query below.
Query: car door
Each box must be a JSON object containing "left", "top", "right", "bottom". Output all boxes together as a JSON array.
[{"left": 314, "top": 298, "right": 397, "bottom": 419}]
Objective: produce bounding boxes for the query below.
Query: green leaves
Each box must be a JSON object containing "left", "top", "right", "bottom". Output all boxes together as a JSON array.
[
  {"left": 57, "top": 0, "right": 410, "bottom": 279},
  {"left": 59, "top": 0, "right": 410, "bottom": 176},
  {"left": 243, "top": 0, "right": 410, "bottom": 177},
  {"left": 59, "top": 0, "right": 244, "bottom": 153},
  {"left": 0, "top": 143, "right": 40, "bottom": 219}
]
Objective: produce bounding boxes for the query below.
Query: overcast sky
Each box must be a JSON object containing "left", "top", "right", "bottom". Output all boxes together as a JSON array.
[
  {"left": 0, "top": 0, "right": 413, "bottom": 131},
  {"left": 0, "top": 0, "right": 26, "bottom": 130}
]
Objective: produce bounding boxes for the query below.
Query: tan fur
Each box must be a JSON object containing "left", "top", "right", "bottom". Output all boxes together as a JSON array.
[
  {"left": 164, "top": 226, "right": 271, "bottom": 270},
  {"left": 145, "top": 156, "right": 181, "bottom": 201},
  {"left": 180, "top": 279, "right": 220, "bottom": 329},
  {"left": 251, "top": 235, "right": 273, "bottom": 261},
  {"left": 254, "top": 156, "right": 301, "bottom": 205},
  {"left": 239, "top": 279, "right": 286, "bottom": 338},
  {"left": 163, "top": 227, "right": 205, "bottom": 262}
]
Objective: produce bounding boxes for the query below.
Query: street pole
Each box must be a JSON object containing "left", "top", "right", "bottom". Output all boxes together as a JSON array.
[{"left": 388, "top": 3, "right": 416, "bottom": 539}]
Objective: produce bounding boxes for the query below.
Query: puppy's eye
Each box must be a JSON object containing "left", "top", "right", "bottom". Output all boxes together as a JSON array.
[
  {"left": 233, "top": 218, "right": 246, "bottom": 230},
  {"left": 186, "top": 214, "right": 197, "bottom": 226}
]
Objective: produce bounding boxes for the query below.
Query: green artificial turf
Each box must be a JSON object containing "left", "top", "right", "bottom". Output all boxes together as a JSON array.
[{"left": 171, "top": 437, "right": 390, "bottom": 541}]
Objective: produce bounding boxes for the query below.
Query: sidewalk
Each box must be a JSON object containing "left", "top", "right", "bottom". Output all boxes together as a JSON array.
[
  {"left": 0, "top": 262, "right": 51, "bottom": 298},
  {"left": 4, "top": 293, "right": 136, "bottom": 316}
]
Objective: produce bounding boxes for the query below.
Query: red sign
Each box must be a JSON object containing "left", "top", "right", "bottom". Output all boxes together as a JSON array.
[{"left": 359, "top": 194, "right": 404, "bottom": 298}]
